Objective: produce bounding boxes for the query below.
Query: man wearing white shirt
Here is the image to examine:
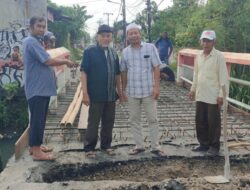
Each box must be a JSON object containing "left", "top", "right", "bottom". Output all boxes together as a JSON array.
[{"left": 189, "top": 30, "right": 229, "bottom": 155}]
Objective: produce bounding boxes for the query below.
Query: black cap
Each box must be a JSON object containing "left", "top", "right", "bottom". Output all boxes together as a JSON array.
[{"left": 97, "top": 24, "right": 112, "bottom": 34}]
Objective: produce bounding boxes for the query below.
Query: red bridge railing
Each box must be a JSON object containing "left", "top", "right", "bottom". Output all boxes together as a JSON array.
[{"left": 177, "top": 48, "right": 250, "bottom": 111}]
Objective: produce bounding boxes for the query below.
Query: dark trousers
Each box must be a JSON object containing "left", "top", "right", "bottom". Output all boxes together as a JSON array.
[
  {"left": 195, "top": 101, "right": 221, "bottom": 150},
  {"left": 84, "top": 101, "right": 116, "bottom": 152},
  {"left": 28, "top": 96, "right": 50, "bottom": 147}
]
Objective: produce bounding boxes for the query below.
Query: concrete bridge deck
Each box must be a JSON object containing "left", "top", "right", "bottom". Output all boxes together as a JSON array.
[{"left": 0, "top": 81, "right": 249, "bottom": 190}]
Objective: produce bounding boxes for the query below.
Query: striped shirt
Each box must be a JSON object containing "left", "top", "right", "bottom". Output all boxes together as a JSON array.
[{"left": 120, "top": 42, "right": 161, "bottom": 98}]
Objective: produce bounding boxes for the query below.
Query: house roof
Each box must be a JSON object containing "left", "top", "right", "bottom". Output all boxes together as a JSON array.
[{"left": 47, "top": 6, "right": 72, "bottom": 22}]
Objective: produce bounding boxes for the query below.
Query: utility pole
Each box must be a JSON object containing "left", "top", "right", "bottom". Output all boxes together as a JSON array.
[
  {"left": 107, "top": 0, "right": 126, "bottom": 46},
  {"left": 103, "top": 12, "right": 113, "bottom": 26},
  {"left": 146, "top": 0, "right": 152, "bottom": 42},
  {"left": 122, "top": 0, "right": 126, "bottom": 46},
  {"left": 97, "top": 19, "right": 104, "bottom": 26}
]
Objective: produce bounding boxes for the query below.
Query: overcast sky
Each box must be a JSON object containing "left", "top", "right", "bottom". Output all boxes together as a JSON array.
[{"left": 50, "top": 0, "right": 173, "bottom": 36}]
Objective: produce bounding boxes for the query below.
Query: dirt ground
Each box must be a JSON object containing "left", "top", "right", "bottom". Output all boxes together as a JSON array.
[{"left": 42, "top": 156, "right": 250, "bottom": 190}]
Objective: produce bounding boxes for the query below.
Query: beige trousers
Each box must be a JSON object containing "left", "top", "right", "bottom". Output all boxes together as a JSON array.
[{"left": 128, "top": 96, "right": 159, "bottom": 150}]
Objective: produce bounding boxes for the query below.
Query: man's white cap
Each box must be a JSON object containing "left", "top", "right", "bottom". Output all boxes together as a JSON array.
[
  {"left": 200, "top": 30, "right": 216, "bottom": 40},
  {"left": 126, "top": 23, "right": 141, "bottom": 32}
]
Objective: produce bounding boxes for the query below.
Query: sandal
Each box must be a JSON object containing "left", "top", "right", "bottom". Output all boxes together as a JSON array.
[
  {"left": 32, "top": 154, "right": 56, "bottom": 161},
  {"left": 128, "top": 148, "right": 145, "bottom": 155},
  {"left": 102, "top": 148, "right": 115, "bottom": 156},
  {"left": 85, "top": 151, "right": 96, "bottom": 158},
  {"left": 29, "top": 146, "right": 53, "bottom": 155},
  {"left": 151, "top": 149, "right": 167, "bottom": 157}
]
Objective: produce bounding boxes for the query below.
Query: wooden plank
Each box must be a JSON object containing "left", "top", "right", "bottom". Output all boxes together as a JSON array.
[
  {"left": 15, "top": 127, "right": 29, "bottom": 160},
  {"left": 66, "top": 93, "right": 83, "bottom": 127},
  {"left": 228, "top": 142, "right": 250, "bottom": 148},
  {"left": 47, "top": 47, "right": 70, "bottom": 58},
  {"left": 60, "top": 83, "right": 81, "bottom": 126},
  {"left": 77, "top": 104, "right": 89, "bottom": 129}
]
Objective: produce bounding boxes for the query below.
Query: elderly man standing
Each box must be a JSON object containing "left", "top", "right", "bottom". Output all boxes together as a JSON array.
[
  {"left": 120, "top": 23, "right": 165, "bottom": 156},
  {"left": 80, "top": 24, "right": 121, "bottom": 158},
  {"left": 189, "top": 30, "right": 228, "bottom": 155}
]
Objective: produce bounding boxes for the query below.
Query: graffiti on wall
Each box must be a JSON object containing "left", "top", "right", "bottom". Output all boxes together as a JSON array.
[
  {"left": 0, "top": 21, "right": 28, "bottom": 60},
  {"left": 0, "top": 21, "right": 28, "bottom": 87}
]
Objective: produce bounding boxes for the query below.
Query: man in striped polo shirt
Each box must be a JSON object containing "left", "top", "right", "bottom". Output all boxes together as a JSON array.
[{"left": 120, "top": 23, "right": 166, "bottom": 156}]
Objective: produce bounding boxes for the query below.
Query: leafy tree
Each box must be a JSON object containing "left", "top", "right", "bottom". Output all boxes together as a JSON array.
[
  {"left": 151, "top": 0, "right": 200, "bottom": 46},
  {"left": 47, "top": 1, "right": 92, "bottom": 49},
  {"left": 134, "top": 1, "right": 158, "bottom": 41},
  {"left": 113, "top": 20, "right": 124, "bottom": 43},
  {"left": 62, "top": 5, "right": 92, "bottom": 44},
  {"left": 0, "top": 88, "right": 28, "bottom": 136},
  {"left": 146, "top": 0, "right": 250, "bottom": 106}
]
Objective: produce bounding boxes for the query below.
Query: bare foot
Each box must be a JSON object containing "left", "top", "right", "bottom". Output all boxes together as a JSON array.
[{"left": 32, "top": 153, "right": 56, "bottom": 161}]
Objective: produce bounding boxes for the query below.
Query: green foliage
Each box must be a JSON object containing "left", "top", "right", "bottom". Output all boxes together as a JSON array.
[
  {"left": 113, "top": 20, "right": 125, "bottom": 43},
  {"left": 0, "top": 88, "right": 28, "bottom": 134},
  {"left": 229, "top": 65, "right": 250, "bottom": 106},
  {"left": 62, "top": 5, "right": 92, "bottom": 44},
  {"left": 141, "top": 0, "right": 250, "bottom": 108},
  {"left": 147, "top": 0, "right": 250, "bottom": 52},
  {"left": 47, "top": 1, "right": 92, "bottom": 52},
  {"left": 69, "top": 46, "right": 83, "bottom": 61},
  {"left": 3, "top": 82, "right": 19, "bottom": 99}
]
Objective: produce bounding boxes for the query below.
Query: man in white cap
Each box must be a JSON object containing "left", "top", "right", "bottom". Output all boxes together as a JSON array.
[
  {"left": 189, "top": 30, "right": 229, "bottom": 155},
  {"left": 120, "top": 23, "right": 166, "bottom": 156}
]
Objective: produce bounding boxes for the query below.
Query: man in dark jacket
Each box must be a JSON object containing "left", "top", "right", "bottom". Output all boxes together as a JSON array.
[{"left": 80, "top": 25, "right": 122, "bottom": 158}]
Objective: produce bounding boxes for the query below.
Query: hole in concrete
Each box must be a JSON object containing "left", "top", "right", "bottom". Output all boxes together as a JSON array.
[{"left": 29, "top": 156, "right": 250, "bottom": 184}]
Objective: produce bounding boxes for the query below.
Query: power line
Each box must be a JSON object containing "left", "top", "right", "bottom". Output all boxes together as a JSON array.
[
  {"left": 106, "top": 0, "right": 126, "bottom": 44},
  {"left": 146, "top": 0, "right": 152, "bottom": 42},
  {"left": 126, "top": 0, "right": 144, "bottom": 8},
  {"left": 126, "top": 7, "right": 137, "bottom": 17},
  {"left": 122, "top": 0, "right": 126, "bottom": 43},
  {"left": 126, "top": 1, "right": 145, "bottom": 21},
  {"left": 56, "top": 0, "right": 102, "bottom": 6},
  {"left": 103, "top": 13, "right": 113, "bottom": 26},
  {"left": 157, "top": 0, "right": 165, "bottom": 7},
  {"left": 114, "top": 3, "right": 123, "bottom": 23}
]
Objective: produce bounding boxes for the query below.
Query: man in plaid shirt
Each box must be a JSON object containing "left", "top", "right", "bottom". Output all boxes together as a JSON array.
[{"left": 120, "top": 23, "right": 166, "bottom": 156}]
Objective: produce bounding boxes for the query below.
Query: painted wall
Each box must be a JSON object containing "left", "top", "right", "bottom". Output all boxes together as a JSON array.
[
  {"left": 0, "top": 0, "right": 47, "bottom": 29},
  {"left": 0, "top": 0, "right": 47, "bottom": 87},
  {"left": 0, "top": 26, "right": 28, "bottom": 88}
]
